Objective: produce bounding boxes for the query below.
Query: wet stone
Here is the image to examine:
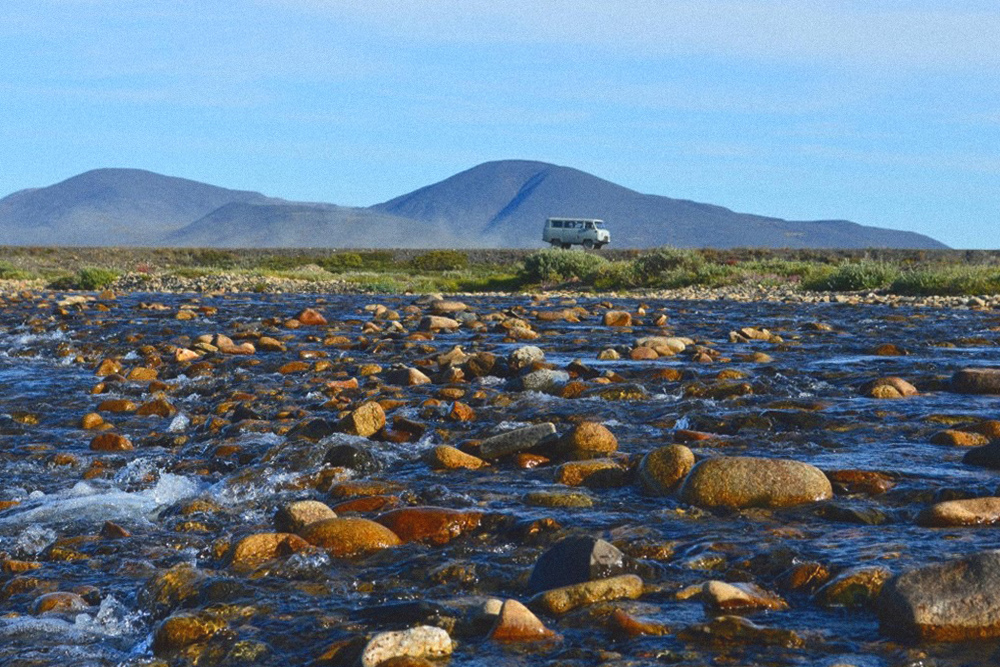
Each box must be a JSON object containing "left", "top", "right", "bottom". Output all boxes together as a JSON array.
[
  {"left": 530, "top": 574, "right": 643, "bottom": 616},
  {"left": 299, "top": 517, "right": 402, "bottom": 556},
  {"left": 639, "top": 444, "right": 695, "bottom": 495},
  {"left": 952, "top": 368, "right": 1000, "bottom": 394},
  {"left": 478, "top": 422, "right": 557, "bottom": 460},
  {"left": 529, "top": 535, "right": 629, "bottom": 593},
  {"left": 324, "top": 443, "right": 382, "bottom": 475},
  {"left": 680, "top": 456, "right": 833, "bottom": 509},
  {"left": 360, "top": 625, "right": 454, "bottom": 667},
  {"left": 917, "top": 497, "right": 1000, "bottom": 527}
]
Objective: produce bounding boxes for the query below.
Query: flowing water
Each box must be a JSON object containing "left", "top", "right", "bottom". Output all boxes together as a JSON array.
[{"left": 0, "top": 292, "right": 998, "bottom": 666}]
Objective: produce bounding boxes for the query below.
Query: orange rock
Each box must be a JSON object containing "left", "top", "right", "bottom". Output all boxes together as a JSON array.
[
  {"left": 375, "top": 507, "right": 482, "bottom": 546},
  {"left": 94, "top": 358, "right": 122, "bottom": 377},
  {"left": 228, "top": 532, "right": 311, "bottom": 570},
  {"left": 136, "top": 398, "right": 177, "bottom": 418},
  {"left": 299, "top": 517, "right": 402, "bottom": 556},
  {"left": 488, "top": 599, "right": 556, "bottom": 642},
  {"left": 173, "top": 348, "right": 200, "bottom": 362},
  {"left": 279, "top": 361, "right": 311, "bottom": 374},
  {"left": 629, "top": 347, "right": 658, "bottom": 361},
  {"left": 555, "top": 459, "right": 628, "bottom": 487},
  {"left": 297, "top": 308, "right": 328, "bottom": 325},
  {"left": 558, "top": 422, "right": 617, "bottom": 454},
  {"left": 930, "top": 430, "right": 989, "bottom": 447},
  {"left": 424, "top": 445, "right": 487, "bottom": 470},
  {"left": 98, "top": 399, "right": 137, "bottom": 413},
  {"left": 603, "top": 311, "right": 632, "bottom": 327},
  {"left": 274, "top": 500, "right": 338, "bottom": 533},
  {"left": 447, "top": 402, "right": 476, "bottom": 422},
  {"left": 80, "top": 412, "right": 105, "bottom": 429},
  {"left": 90, "top": 433, "right": 133, "bottom": 451},
  {"left": 338, "top": 401, "right": 386, "bottom": 437},
  {"left": 330, "top": 495, "right": 401, "bottom": 514},
  {"left": 31, "top": 591, "right": 88, "bottom": 615}
]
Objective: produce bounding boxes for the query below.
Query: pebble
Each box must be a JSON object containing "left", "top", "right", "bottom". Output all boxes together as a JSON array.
[
  {"left": 639, "top": 444, "right": 695, "bottom": 495},
  {"left": 701, "top": 580, "right": 788, "bottom": 613},
  {"left": 478, "top": 422, "right": 557, "bottom": 460},
  {"left": 917, "top": 497, "right": 1000, "bottom": 527},
  {"left": 488, "top": 599, "right": 556, "bottom": 642},
  {"left": 530, "top": 574, "right": 644, "bottom": 616},
  {"left": 298, "top": 517, "right": 402, "bottom": 556}
]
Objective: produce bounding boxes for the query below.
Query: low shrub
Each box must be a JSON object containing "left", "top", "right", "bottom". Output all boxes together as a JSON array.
[
  {"left": 631, "top": 247, "right": 705, "bottom": 285},
  {"left": 890, "top": 266, "right": 1000, "bottom": 296},
  {"left": 318, "top": 253, "right": 364, "bottom": 272},
  {"left": 255, "top": 255, "right": 320, "bottom": 271},
  {"left": 49, "top": 267, "right": 120, "bottom": 291},
  {"left": 519, "top": 249, "right": 609, "bottom": 284},
  {"left": 0, "top": 260, "right": 31, "bottom": 280},
  {"left": 189, "top": 249, "right": 238, "bottom": 269},
  {"left": 409, "top": 250, "right": 469, "bottom": 272},
  {"left": 801, "top": 260, "right": 899, "bottom": 291}
]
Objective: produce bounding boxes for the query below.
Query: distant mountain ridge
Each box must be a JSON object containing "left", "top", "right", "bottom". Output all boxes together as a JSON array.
[{"left": 0, "top": 161, "right": 948, "bottom": 249}]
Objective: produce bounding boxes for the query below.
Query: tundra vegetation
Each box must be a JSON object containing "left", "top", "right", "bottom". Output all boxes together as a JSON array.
[{"left": 0, "top": 245, "right": 998, "bottom": 295}]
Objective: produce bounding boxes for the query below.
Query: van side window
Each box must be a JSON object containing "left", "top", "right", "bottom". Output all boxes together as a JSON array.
[{"left": 552, "top": 220, "right": 563, "bottom": 228}]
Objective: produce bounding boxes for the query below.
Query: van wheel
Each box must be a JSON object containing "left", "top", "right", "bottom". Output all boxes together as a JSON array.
[
  {"left": 582, "top": 239, "right": 594, "bottom": 249},
  {"left": 562, "top": 243, "right": 572, "bottom": 249},
  {"left": 550, "top": 241, "right": 562, "bottom": 248}
]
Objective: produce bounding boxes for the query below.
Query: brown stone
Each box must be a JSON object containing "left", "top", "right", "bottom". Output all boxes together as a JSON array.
[
  {"left": 31, "top": 591, "right": 89, "bottom": 615},
  {"left": 375, "top": 507, "right": 482, "bottom": 546},
  {"left": 136, "top": 398, "right": 177, "bottom": 418},
  {"left": 94, "top": 358, "right": 122, "bottom": 377},
  {"left": 952, "top": 368, "right": 1000, "bottom": 394},
  {"left": 558, "top": 422, "right": 618, "bottom": 454},
  {"left": 447, "top": 401, "right": 475, "bottom": 422},
  {"left": 639, "top": 444, "right": 695, "bottom": 495},
  {"left": 338, "top": 401, "right": 386, "bottom": 438},
  {"left": 90, "top": 432, "right": 133, "bottom": 451},
  {"left": 299, "top": 517, "right": 402, "bottom": 556},
  {"left": 296, "top": 308, "right": 328, "bottom": 325},
  {"left": 917, "top": 497, "right": 1000, "bottom": 527},
  {"left": 825, "top": 469, "right": 896, "bottom": 495},
  {"left": 153, "top": 612, "right": 227, "bottom": 656},
  {"left": 424, "top": 445, "right": 487, "bottom": 470},
  {"left": 488, "top": 599, "right": 556, "bottom": 642},
  {"left": 127, "top": 367, "right": 158, "bottom": 381},
  {"left": 629, "top": 346, "right": 658, "bottom": 361},
  {"left": 530, "top": 574, "right": 643, "bottom": 616},
  {"left": 816, "top": 566, "right": 891, "bottom": 608},
  {"left": 279, "top": 361, "right": 311, "bottom": 374},
  {"left": 603, "top": 310, "right": 632, "bottom": 327},
  {"left": 228, "top": 532, "right": 310, "bottom": 570},
  {"left": 274, "top": 500, "right": 338, "bottom": 533},
  {"left": 98, "top": 399, "right": 137, "bottom": 413},
  {"left": 680, "top": 456, "right": 832, "bottom": 509},
  {"left": 860, "top": 376, "right": 918, "bottom": 399},
  {"left": 930, "top": 429, "right": 989, "bottom": 447},
  {"left": 81, "top": 412, "right": 105, "bottom": 429},
  {"left": 702, "top": 580, "right": 788, "bottom": 612},
  {"left": 555, "top": 459, "right": 629, "bottom": 488}
]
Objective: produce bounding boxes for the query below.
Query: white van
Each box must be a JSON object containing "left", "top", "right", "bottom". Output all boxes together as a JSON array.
[{"left": 542, "top": 218, "right": 611, "bottom": 249}]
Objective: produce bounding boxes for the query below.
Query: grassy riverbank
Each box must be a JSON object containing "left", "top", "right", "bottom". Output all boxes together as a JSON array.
[{"left": 1, "top": 246, "right": 1000, "bottom": 296}]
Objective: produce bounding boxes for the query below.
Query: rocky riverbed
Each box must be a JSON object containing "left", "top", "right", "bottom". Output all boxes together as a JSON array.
[{"left": 1, "top": 288, "right": 1000, "bottom": 666}]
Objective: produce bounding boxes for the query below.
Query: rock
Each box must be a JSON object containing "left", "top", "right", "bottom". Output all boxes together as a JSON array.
[
  {"left": 679, "top": 456, "right": 832, "bottom": 509},
  {"left": 228, "top": 532, "right": 310, "bottom": 570},
  {"left": 508, "top": 345, "right": 544, "bottom": 371},
  {"left": 418, "top": 315, "right": 460, "bottom": 332},
  {"left": 80, "top": 412, "right": 104, "bottom": 429},
  {"left": 825, "top": 469, "right": 896, "bottom": 495},
  {"left": 385, "top": 367, "right": 432, "bottom": 386},
  {"left": 678, "top": 615, "right": 804, "bottom": 648},
  {"left": 603, "top": 311, "right": 632, "bottom": 327},
  {"left": 629, "top": 346, "right": 659, "bottom": 361},
  {"left": 518, "top": 369, "right": 569, "bottom": 393},
  {"left": 702, "top": 581, "right": 788, "bottom": 613},
  {"left": 31, "top": 591, "right": 89, "bottom": 614},
  {"left": 430, "top": 299, "right": 467, "bottom": 314},
  {"left": 639, "top": 445, "right": 695, "bottom": 495},
  {"left": 952, "top": 368, "right": 1000, "bottom": 394},
  {"left": 94, "top": 358, "right": 122, "bottom": 377},
  {"left": 138, "top": 563, "right": 206, "bottom": 619},
  {"left": 136, "top": 398, "right": 177, "bottom": 418},
  {"left": 296, "top": 308, "right": 327, "bottom": 325},
  {"left": 930, "top": 429, "right": 989, "bottom": 447},
  {"left": 917, "top": 497, "right": 1000, "bottom": 527},
  {"left": 274, "top": 500, "right": 337, "bottom": 533},
  {"left": 530, "top": 574, "right": 643, "bottom": 616},
  {"left": 635, "top": 336, "right": 687, "bottom": 355},
  {"left": 488, "top": 599, "right": 556, "bottom": 642},
  {"left": 963, "top": 442, "right": 1000, "bottom": 469},
  {"left": 581, "top": 383, "right": 648, "bottom": 401},
  {"left": 878, "top": 550, "right": 1000, "bottom": 641},
  {"left": 555, "top": 459, "right": 629, "bottom": 488},
  {"left": 89, "top": 432, "right": 133, "bottom": 451},
  {"left": 815, "top": 566, "right": 891, "bottom": 608},
  {"left": 523, "top": 491, "right": 594, "bottom": 508},
  {"left": 153, "top": 612, "right": 227, "bottom": 656},
  {"left": 423, "top": 445, "right": 487, "bottom": 470},
  {"left": 288, "top": 417, "right": 337, "bottom": 441},
  {"left": 299, "top": 517, "right": 402, "bottom": 557},
  {"left": 529, "top": 535, "right": 628, "bottom": 593},
  {"left": 98, "top": 398, "right": 137, "bottom": 413},
  {"left": 324, "top": 443, "right": 382, "bottom": 475},
  {"left": 478, "top": 422, "right": 557, "bottom": 460},
  {"left": 557, "top": 422, "right": 618, "bottom": 454},
  {"left": 597, "top": 348, "right": 620, "bottom": 361},
  {"left": 338, "top": 401, "right": 386, "bottom": 438},
  {"left": 859, "top": 376, "right": 918, "bottom": 399},
  {"left": 360, "top": 625, "right": 454, "bottom": 667},
  {"left": 375, "top": 507, "right": 482, "bottom": 546}
]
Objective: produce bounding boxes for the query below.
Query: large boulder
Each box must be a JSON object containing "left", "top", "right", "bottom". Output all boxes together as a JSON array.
[
  {"left": 639, "top": 444, "right": 695, "bottom": 495},
  {"left": 478, "top": 423, "right": 556, "bottom": 460},
  {"left": 917, "top": 497, "right": 1000, "bottom": 527},
  {"left": 878, "top": 550, "right": 1000, "bottom": 641},
  {"left": 679, "top": 456, "right": 832, "bottom": 509},
  {"left": 952, "top": 368, "right": 1000, "bottom": 394}
]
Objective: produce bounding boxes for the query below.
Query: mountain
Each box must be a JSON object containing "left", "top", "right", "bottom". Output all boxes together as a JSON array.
[
  {"left": 0, "top": 162, "right": 948, "bottom": 249},
  {"left": 0, "top": 169, "right": 267, "bottom": 246},
  {"left": 373, "top": 160, "right": 947, "bottom": 249}
]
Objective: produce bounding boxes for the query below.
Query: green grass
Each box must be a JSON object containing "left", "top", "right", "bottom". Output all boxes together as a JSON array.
[{"left": 890, "top": 265, "right": 1000, "bottom": 296}]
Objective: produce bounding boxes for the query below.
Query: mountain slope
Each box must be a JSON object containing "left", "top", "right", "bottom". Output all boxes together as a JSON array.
[
  {"left": 0, "top": 169, "right": 267, "bottom": 246},
  {"left": 372, "top": 160, "right": 947, "bottom": 249}
]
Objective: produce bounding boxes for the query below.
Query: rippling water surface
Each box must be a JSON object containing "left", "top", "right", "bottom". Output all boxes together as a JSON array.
[{"left": 1, "top": 292, "right": 999, "bottom": 666}]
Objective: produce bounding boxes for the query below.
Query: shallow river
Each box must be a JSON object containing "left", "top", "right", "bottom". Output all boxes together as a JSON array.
[{"left": 0, "top": 291, "right": 998, "bottom": 667}]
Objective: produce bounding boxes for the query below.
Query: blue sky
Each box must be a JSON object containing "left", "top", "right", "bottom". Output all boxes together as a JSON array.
[{"left": 3, "top": 0, "right": 998, "bottom": 248}]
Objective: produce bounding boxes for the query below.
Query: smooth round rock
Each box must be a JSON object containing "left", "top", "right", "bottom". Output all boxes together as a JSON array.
[
  {"left": 488, "top": 599, "right": 556, "bottom": 642},
  {"left": 360, "top": 625, "right": 454, "bottom": 667},
  {"left": 558, "top": 422, "right": 618, "bottom": 454},
  {"left": 639, "top": 444, "right": 695, "bottom": 495},
  {"left": 952, "top": 368, "right": 1000, "bottom": 394},
  {"left": 917, "top": 497, "right": 1000, "bottom": 527},
  {"left": 679, "top": 456, "right": 833, "bottom": 509},
  {"left": 530, "top": 574, "right": 643, "bottom": 616},
  {"left": 299, "top": 517, "right": 402, "bottom": 557},
  {"left": 375, "top": 507, "right": 481, "bottom": 546},
  {"left": 228, "top": 532, "right": 310, "bottom": 570},
  {"left": 274, "top": 500, "right": 337, "bottom": 533}
]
